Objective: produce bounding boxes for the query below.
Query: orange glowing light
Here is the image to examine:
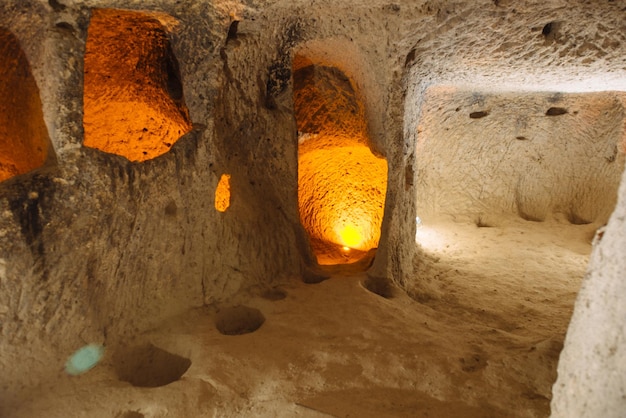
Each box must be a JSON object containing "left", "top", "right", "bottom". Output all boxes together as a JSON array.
[
  {"left": 294, "top": 61, "right": 387, "bottom": 265},
  {"left": 338, "top": 224, "right": 363, "bottom": 248},
  {"left": 215, "top": 174, "right": 231, "bottom": 212},
  {"left": 298, "top": 142, "right": 387, "bottom": 254},
  {"left": 0, "top": 29, "right": 51, "bottom": 182}
]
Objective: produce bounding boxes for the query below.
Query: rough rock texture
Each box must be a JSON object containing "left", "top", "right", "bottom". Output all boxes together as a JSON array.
[
  {"left": 293, "top": 64, "right": 367, "bottom": 139},
  {"left": 83, "top": 9, "right": 193, "bottom": 161},
  {"left": 0, "top": 0, "right": 304, "bottom": 409},
  {"left": 0, "top": 0, "right": 624, "bottom": 416},
  {"left": 415, "top": 88, "right": 625, "bottom": 225},
  {"left": 295, "top": 64, "right": 387, "bottom": 262},
  {"left": 0, "top": 28, "right": 53, "bottom": 181},
  {"left": 551, "top": 166, "right": 626, "bottom": 417}
]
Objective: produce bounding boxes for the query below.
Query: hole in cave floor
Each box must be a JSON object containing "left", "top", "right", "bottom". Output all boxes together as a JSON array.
[{"left": 8, "top": 218, "right": 595, "bottom": 417}]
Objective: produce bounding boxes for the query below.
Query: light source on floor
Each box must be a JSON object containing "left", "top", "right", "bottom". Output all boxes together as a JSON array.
[
  {"left": 338, "top": 224, "right": 363, "bottom": 248},
  {"left": 298, "top": 143, "right": 387, "bottom": 257}
]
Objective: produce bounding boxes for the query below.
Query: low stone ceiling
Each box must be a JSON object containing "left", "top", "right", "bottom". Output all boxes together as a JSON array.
[{"left": 400, "top": 0, "right": 626, "bottom": 91}]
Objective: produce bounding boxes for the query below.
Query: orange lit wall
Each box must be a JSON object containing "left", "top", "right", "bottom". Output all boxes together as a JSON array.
[
  {"left": 0, "top": 29, "right": 51, "bottom": 182},
  {"left": 294, "top": 61, "right": 387, "bottom": 264},
  {"left": 83, "top": 9, "right": 192, "bottom": 162},
  {"left": 215, "top": 174, "right": 231, "bottom": 212}
]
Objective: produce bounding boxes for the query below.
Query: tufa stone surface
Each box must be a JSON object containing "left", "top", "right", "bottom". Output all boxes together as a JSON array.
[{"left": 0, "top": 0, "right": 624, "bottom": 415}]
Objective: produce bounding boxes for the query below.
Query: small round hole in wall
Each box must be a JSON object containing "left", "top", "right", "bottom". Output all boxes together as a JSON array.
[
  {"left": 469, "top": 110, "right": 489, "bottom": 119},
  {"left": 542, "top": 22, "right": 554, "bottom": 36},
  {"left": 546, "top": 107, "right": 568, "bottom": 116},
  {"left": 215, "top": 306, "right": 265, "bottom": 335}
]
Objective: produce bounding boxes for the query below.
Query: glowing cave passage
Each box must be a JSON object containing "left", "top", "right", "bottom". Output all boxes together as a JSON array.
[
  {"left": 294, "top": 61, "right": 387, "bottom": 265},
  {"left": 83, "top": 9, "right": 192, "bottom": 162},
  {"left": 0, "top": 29, "right": 52, "bottom": 182}
]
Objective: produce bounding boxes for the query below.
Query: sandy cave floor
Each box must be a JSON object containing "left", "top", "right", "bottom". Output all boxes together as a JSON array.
[{"left": 9, "top": 218, "right": 598, "bottom": 418}]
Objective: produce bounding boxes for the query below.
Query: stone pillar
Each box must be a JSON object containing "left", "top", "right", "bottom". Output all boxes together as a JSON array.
[{"left": 551, "top": 156, "right": 626, "bottom": 417}]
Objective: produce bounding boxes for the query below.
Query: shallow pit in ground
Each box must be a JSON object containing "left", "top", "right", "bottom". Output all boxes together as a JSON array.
[
  {"left": 114, "top": 343, "right": 191, "bottom": 387},
  {"left": 7, "top": 218, "right": 596, "bottom": 417},
  {"left": 215, "top": 305, "right": 265, "bottom": 335}
]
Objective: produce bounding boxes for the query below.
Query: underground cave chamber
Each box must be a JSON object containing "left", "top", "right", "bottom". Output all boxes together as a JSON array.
[
  {"left": 0, "top": 28, "right": 54, "bottom": 182},
  {"left": 1, "top": 1, "right": 626, "bottom": 416},
  {"left": 83, "top": 9, "right": 192, "bottom": 162},
  {"left": 402, "top": 84, "right": 626, "bottom": 416},
  {"left": 293, "top": 56, "right": 388, "bottom": 266},
  {"left": 411, "top": 87, "right": 625, "bottom": 229}
]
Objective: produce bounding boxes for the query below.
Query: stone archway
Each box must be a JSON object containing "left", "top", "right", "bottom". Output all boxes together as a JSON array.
[{"left": 293, "top": 58, "right": 387, "bottom": 266}]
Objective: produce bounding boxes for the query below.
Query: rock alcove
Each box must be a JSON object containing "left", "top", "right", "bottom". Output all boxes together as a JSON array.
[
  {"left": 83, "top": 9, "right": 192, "bottom": 162},
  {"left": 0, "top": 28, "right": 54, "bottom": 182}
]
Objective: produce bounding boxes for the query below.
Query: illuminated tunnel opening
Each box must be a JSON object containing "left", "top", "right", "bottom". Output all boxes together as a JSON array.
[
  {"left": 83, "top": 9, "right": 192, "bottom": 162},
  {"left": 294, "top": 56, "right": 388, "bottom": 266},
  {"left": 0, "top": 28, "right": 53, "bottom": 182}
]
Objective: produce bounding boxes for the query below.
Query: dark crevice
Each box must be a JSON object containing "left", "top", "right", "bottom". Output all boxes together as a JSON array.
[
  {"left": 404, "top": 48, "right": 416, "bottom": 67},
  {"left": 48, "top": 0, "right": 66, "bottom": 12},
  {"left": 227, "top": 20, "right": 239, "bottom": 42},
  {"left": 546, "top": 107, "right": 568, "bottom": 116},
  {"left": 469, "top": 110, "right": 489, "bottom": 119},
  {"left": 542, "top": 22, "right": 554, "bottom": 36},
  {"left": 164, "top": 47, "right": 184, "bottom": 101},
  {"left": 542, "top": 21, "right": 562, "bottom": 43}
]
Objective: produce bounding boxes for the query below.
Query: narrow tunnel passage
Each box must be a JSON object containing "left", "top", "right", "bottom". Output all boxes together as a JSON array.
[
  {"left": 408, "top": 87, "right": 626, "bottom": 415},
  {"left": 293, "top": 57, "right": 387, "bottom": 266}
]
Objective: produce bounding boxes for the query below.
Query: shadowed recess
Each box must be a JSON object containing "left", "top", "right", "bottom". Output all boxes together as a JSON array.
[
  {"left": 362, "top": 275, "right": 396, "bottom": 299},
  {"left": 0, "top": 28, "right": 53, "bottom": 182},
  {"left": 83, "top": 9, "right": 192, "bottom": 162},
  {"left": 215, "top": 306, "right": 265, "bottom": 335},
  {"left": 114, "top": 343, "right": 191, "bottom": 387},
  {"left": 294, "top": 59, "right": 387, "bottom": 266}
]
